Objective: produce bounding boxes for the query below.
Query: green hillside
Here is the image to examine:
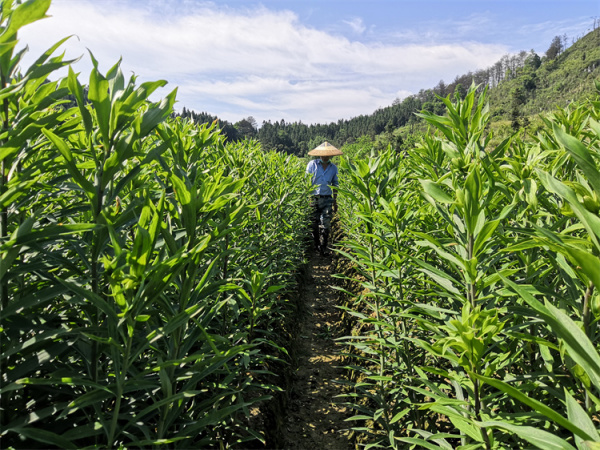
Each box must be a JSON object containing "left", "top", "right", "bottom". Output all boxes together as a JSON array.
[
  {"left": 485, "top": 29, "right": 600, "bottom": 140},
  {"left": 381, "top": 28, "right": 600, "bottom": 152},
  {"left": 489, "top": 30, "right": 600, "bottom": 118}
]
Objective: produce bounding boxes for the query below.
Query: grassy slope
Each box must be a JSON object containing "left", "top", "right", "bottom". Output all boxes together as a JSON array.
[
  {"left": 385, "top": 29, "right": 600, "bottom": 149},
  {"left": 492, "top": 29, "right": 600, "bottom": 116}
]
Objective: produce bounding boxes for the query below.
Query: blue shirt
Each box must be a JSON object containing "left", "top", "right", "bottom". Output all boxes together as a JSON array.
[{"left": 306, "top": 159, "right": 339, "bottom": 196}]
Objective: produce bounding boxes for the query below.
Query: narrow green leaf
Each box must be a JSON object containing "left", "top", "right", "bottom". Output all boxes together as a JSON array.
[
  {"left": 565, "top": 390, "right": 600, "bottom": 447},
  {"left": 554, "top": 124, "right": 600, "bottom": 194},
  {"left": 67, "top": 66, "right": 93, "bottom": 134},
  {"left": 395, "top": 437, "right": 448, "bottom": 450},
  {"left": 88, "top": 63, "right": 111, "bottom": 146},
  {"left": 41, "top": 128, "right": 96, "bottom": 204},
  {"left": 538, "top": 170, "right": 600, "bottom": 248},
  {"left": 558, "top": 244, "right": 600, "bottom": 289},
  {"left": 420, "top": 179, "right": 455, "bottom": 204},
  {"left": 479, "top": 421, "right": 577, "bottom": 450},
  {"left": 473, "top": 219, "right": 500, "bottom": 256},
  {"left": 474, "top": 373, "right": 596, "bottom": 442},
  {"left": 6, "top": 427, "right": 77, "bottom": 449},
  {"left": 502, "top": 276, "right": 600, "bottom": 391}
]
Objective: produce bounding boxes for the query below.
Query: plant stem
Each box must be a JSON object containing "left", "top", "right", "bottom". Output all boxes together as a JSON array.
[
  {"left": 107, "top": 329, "right": 132, "bottom": 447},
  {"left": 582, "top": 282, "right": 593, "bottom": 338},
  {"left": 467, "top": 232, "right": 475, "bottom": 308},
  {"left": 473, "top": 377, "right": 491, "bottom": 450},
  {"left": 582, "top": 281, "right": 594, "bottom": 411},
  {"left": 91, "top": 150, "right": 106, "bottom": 384},
  {"left": 0, "top": 73, "right": 8, "bottom": 311}
]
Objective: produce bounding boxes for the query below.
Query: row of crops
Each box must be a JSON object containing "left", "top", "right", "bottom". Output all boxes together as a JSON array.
[
  {"left": 1, "top": 1, "right": 313, "bottom": 448},
  {"left": 336, "top": 82, "right": 600, "bottom": 449}
]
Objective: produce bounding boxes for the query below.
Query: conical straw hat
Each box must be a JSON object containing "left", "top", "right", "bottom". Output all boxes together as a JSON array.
[{"left": 308, "top": 141, "right": 343, "bottom": 156}]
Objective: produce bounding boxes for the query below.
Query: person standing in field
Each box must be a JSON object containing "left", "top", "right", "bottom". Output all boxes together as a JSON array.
[{"left": 306, "top": 141, "right": 343, "bottom": 256}]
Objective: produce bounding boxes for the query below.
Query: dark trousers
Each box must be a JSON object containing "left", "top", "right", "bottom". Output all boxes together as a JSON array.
[{"left": 311, "top": 196, "right": 333, "bottom": 252}]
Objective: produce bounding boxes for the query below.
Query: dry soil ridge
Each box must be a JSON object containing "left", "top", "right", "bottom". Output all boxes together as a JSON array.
[{"left": 280, "top": 250, "right": 354, "bottom": 450}]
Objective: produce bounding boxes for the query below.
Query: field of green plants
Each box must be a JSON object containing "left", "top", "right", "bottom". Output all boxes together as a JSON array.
[
  {"left": 1, "top": 2, "right": 312, "bottom": 448},
  {"left": 336, "top": 82, "right": 600, "bottom": 449},
  {"left": 2, "top": 1, "right": 600, "bottom": 449}
]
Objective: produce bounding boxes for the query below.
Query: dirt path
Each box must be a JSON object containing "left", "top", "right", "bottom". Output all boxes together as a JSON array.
[{"left": 281, "top": 250, "right": 354, "bottom": 450}]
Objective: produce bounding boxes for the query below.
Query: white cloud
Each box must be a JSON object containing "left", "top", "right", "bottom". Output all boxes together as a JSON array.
[
  {"left": 18, "top": 0, "right": 508, "bottom": 125},
  {"left": 343, "top": 17, "right": 367, "bottom": 34}
]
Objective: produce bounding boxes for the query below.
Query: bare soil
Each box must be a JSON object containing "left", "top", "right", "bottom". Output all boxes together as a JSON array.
[{"left": 280, "top": 250, "right": 354, "bottom": 450}]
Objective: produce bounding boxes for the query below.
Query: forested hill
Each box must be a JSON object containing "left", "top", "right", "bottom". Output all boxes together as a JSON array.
[{"left": 176, "top": 27, "right": 600, "bottom": 155}]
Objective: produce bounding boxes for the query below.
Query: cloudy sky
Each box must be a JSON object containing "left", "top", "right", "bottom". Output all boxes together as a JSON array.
[{"left": 18, "top": 0, "right": 600, "bottom": 126}]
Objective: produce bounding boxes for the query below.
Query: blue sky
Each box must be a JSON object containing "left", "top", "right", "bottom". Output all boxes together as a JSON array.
[{"left": 18, "top": 0, "right": 600, "bottom": 126}]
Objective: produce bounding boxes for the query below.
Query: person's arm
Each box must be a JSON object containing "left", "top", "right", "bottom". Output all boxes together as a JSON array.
[
  {"left": 306, "top": 159, "right": 313, "bottom": 175},
  {"left": 307, "top": 160, "right": 318, "bottom": 195}
]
